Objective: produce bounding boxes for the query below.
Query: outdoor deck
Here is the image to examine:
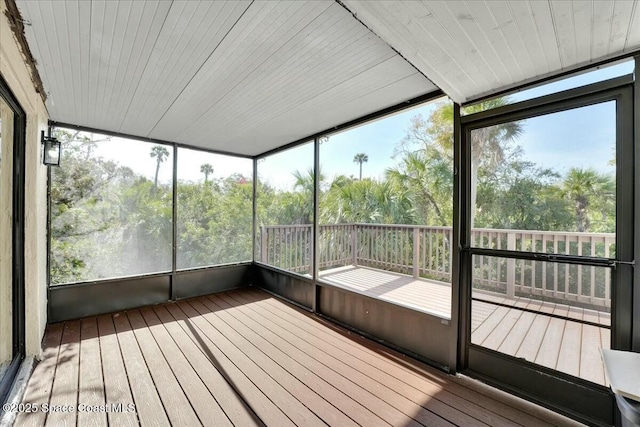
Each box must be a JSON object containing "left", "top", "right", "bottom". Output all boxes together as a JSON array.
[
  {"left": 319, "top": 266, "right": 610, "bottom": 385},
  {"left": 14, "top": 288, "right": 581, "bottom": 427}
]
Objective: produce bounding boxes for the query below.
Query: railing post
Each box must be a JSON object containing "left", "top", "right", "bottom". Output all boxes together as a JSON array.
[
  {"left": 351, "top": 224, "right": 358, "bottom": 267},
  {"left": 309, "top": 225, "right": 314, "bottom": 274},
  {"left": 413, "top": 227, "right": 420, "bottom": 279},
  {"left": 260, "top": 226, "right": 267, "bottom": 263},
  {"left": 506, "top": 232, "right": 516, "bottom": 299}
]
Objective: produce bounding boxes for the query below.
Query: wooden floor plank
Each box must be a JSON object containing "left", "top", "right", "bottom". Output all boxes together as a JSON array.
[
  {"left": 552, "top": 304, "right": 569, "bottom": 318},
  {"left": 498, "top": 311, "right": 536, "bottom": 356},
  {"left": 515, "top": 315, "right": 550, "bottom": 362},
  {"left": 112, "top": 312, "right": 170, "bottom": 427},
  {"left": 215, "top": 293, "right": 442, "bottom": 427},
  {"left": 220, "top": 292, "right": 492, "bottom": 427},
  {"left": 599, "top": 312, "right": 611, "bottom": 327},
  {"left": 601, "top": 327, "right": 611, "bottom": 350},
  {"left": 14, "top": 323, "right": 64, "bottom": 427},
  {"left": 96, "top": 315, "right": 138, "bottom": 427},
  {"left": 136, "top": 307, "right": 232, "bottom": 426},
  {"left": 482, "top": 307, "right": 523, "bottom": 350},
  {"left": 181, "top": 299, "right": 326, "bottom": 427},
  {"left": 21, "top": 288, "right": 586, "bottom": 427},
  {"left": 567, "top": 306, "right": 584, "bottom": 321},
  {"left": 535, "top": 318, "right": 566, "bottom": 370},
  {"left": 150, "top": 305, "right": 263, "bottom": 427},
  {"left": 193, "top": 296, "right": 360, "bottom": 427},
  {"left": 229, "top": 291, "right": 534, "bottom": 427},
  {"left": 472, "top": 306, "right": 510, "bottom": 345},
  {"left": 45, "top": 320, "right": 80, "bottom": 427},
  {"left": 582, "top": 309, "right": 600, "bottom": 324},
  {"left": 198, "top": 295, "right": 385, "bottom": 427},
  {"left": 471, "top": 302, "right": 499, "bottom": 332},
  {"left": 77, "top": 317, "right": 106, "bottom": 427},
  {"left": 126, "top": 310, "right": 201, "bottom": 426},
  {"left": 525, "top": 299, "right": 543, "bottom": 312},
  {"left": 163, "top": 302, "right": 295, "bottom": 427},
  {"left": 580, "top": 325, "right": 605, "bottom": 385},
  {"left": 538, "top": 301, "right": 557, "bottom": 315},
  {"left": 236, "top": 289, "right": 556, "bottom": 427},
  {"left": 556, "top": 322, "right": 582, "bottom": 377}
]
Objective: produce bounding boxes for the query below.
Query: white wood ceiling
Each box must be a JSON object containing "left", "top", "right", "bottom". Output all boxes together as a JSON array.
[
  {"left": 16, "top": 1, "right": 640, "bottom": 154},
  {"left": 16, "top": 0, "right": 437, "bottom": 156},
  {"left": 344, "top": 0, "right": 640, "bottom": 103}
]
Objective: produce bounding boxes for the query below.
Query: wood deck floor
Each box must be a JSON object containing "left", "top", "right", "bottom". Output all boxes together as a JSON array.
[
  {"left": 14, "top": 288, "right": 583, "bottom": 426},
  {"left": 319, "top": 266, "right": 610, "bottom": 386}
]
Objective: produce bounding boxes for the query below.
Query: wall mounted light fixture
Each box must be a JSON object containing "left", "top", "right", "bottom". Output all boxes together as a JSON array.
[{"left": 41, "top": 130, "right": 61, "bottom": 166}]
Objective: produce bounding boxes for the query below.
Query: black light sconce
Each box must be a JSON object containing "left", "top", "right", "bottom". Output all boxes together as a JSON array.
[{"left": 41, "top": 131, "right": 61, "bottom": 166}]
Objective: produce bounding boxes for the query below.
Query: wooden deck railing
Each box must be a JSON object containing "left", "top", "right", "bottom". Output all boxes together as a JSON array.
[{"left": 258, "top": 224, "right": 615, "bottom": 309}]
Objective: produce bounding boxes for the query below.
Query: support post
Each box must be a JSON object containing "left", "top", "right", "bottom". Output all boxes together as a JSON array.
[
  {"left": 352, "top": 224, "right": 358, "bottom": 266},
  {"left": 506, "top": 232, "right": 516, "bottom": 299},
  {"left": 312, "top": 137, "right": 320, "bottom": 312},
  {"left": 171, "top": 144, "right": 178, "bottom": 300},
  {"left": 633, "top": 54, "right": 640, "bottom": 352},
  {"left": 260, "top": 226, "right": 267, "bottom": 263},
  {"left": 252, "top": 158, "right": 258, "bottom": 263},
  {"left": 413, "top": 227, "right": 420, "bottom": 279}
]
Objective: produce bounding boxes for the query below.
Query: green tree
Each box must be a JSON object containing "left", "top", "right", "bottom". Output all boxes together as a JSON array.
[
  {"left": 399, "top": 99, "right": 522, "bottom": 225},
  {"left": 200, "top": 163, "right": 214, "bottom": 183},
  {"left": 321, "top": 177, "right": 413, "bottom": 224},
  {"left": 150, "top": 145, "right": 169, "bottom": 189},
  {"left": 559, "top": 168, "right": 615, "bottom": 232},
  {"left": 353, "top": 153, "right": 368, "bottom": 180},
  {"left": 386, "top": 148, "right": 452, "bottom": 226},
  {"left": 475, "top": 158, "right": 573, "bottom": 231}
]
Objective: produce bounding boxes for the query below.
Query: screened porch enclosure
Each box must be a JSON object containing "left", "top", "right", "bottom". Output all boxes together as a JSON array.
[
  {"left": 40, "top": 64, "right": 629, "bottom": 427},
  {"left": 4, "top": 0, "right": 640, "bottom": 426}
]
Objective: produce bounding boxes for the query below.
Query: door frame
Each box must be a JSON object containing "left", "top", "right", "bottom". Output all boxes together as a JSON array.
[
  {"left": 457, "top": 75, "right": 634, "bottom": 426},
  {"left": 0, "top": 75, "right": 26, "bottom": 408}
]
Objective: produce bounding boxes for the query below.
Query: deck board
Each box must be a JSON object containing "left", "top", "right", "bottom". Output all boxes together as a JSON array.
[
  {"left": 126, "top": 310, "right": 202, "bottom": 426},
  {"left": 96, "top": 315, "right": 138, "bottom": 427},
  {"left": 218, "top": 293, "right": 453, "bottom": 427},
  {"left": 150, "top": 304, "right": 263, "bottom": 427},
  {"left": 226, "top": 291, "right": 519, "bottom": 427},
  {"left": 164, "top": 302, "right": 295, "bottom": 427},
  {"left": 18, "top": 288, "right": 584, "bottom": 426},
  {"left": 322, "top": 265, "right": 610, "bottom": 386},
  {"left": 45, "top": 320, "right": 80, "bottom": 427},
  {"left": 78, "top": 317, "right": 107, "bottom": 427},
  {"left": 182, "top": 299, "right": 325, "bottom": 427},
  {"left": 202, "top": 296, "right": 371, "bottom": 426},
  {"left": 112, "top": 312, "right": 170, "bottom": 427},
  {"left": 136, "top": 307, "right": 232, "bottom": 426},
  {"left": 232, "top": 289, "right": 564, "bottom": 427},
  {"left": 188, "top": 298, "right": 346, "bottom": 427}
]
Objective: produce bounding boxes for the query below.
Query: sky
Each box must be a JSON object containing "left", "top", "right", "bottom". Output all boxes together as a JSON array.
[
  {"left": 87, "top": 135, "right": 252, "bottom": 185},
  {"left": 78, "top": 59, "right": 633, "bottom": 189}
]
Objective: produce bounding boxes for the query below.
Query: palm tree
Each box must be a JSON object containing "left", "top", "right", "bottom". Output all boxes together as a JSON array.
[
  {"left": 150, "top": 145, "right": 169, "bottom": 189},
  {"left": 386, "top": 149, "right": 452, "bottom": 226},
  {"left": 559, "top": 168, "right": 615, "bottom": 232},
  {"left": 200, "top": 163, "right": 214, "bottom": 183},
  {"left": 403, "top": 99, "right": 522, "bottom": 225},
  {"left": 321, "top": 177, "right": 413, "bottom": 224},
  {"left": 353, "top": 153, "right": 368, "bottom": 180},
  {"left": 290, "top": 167, "right": 324, "bottom": 224}
]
